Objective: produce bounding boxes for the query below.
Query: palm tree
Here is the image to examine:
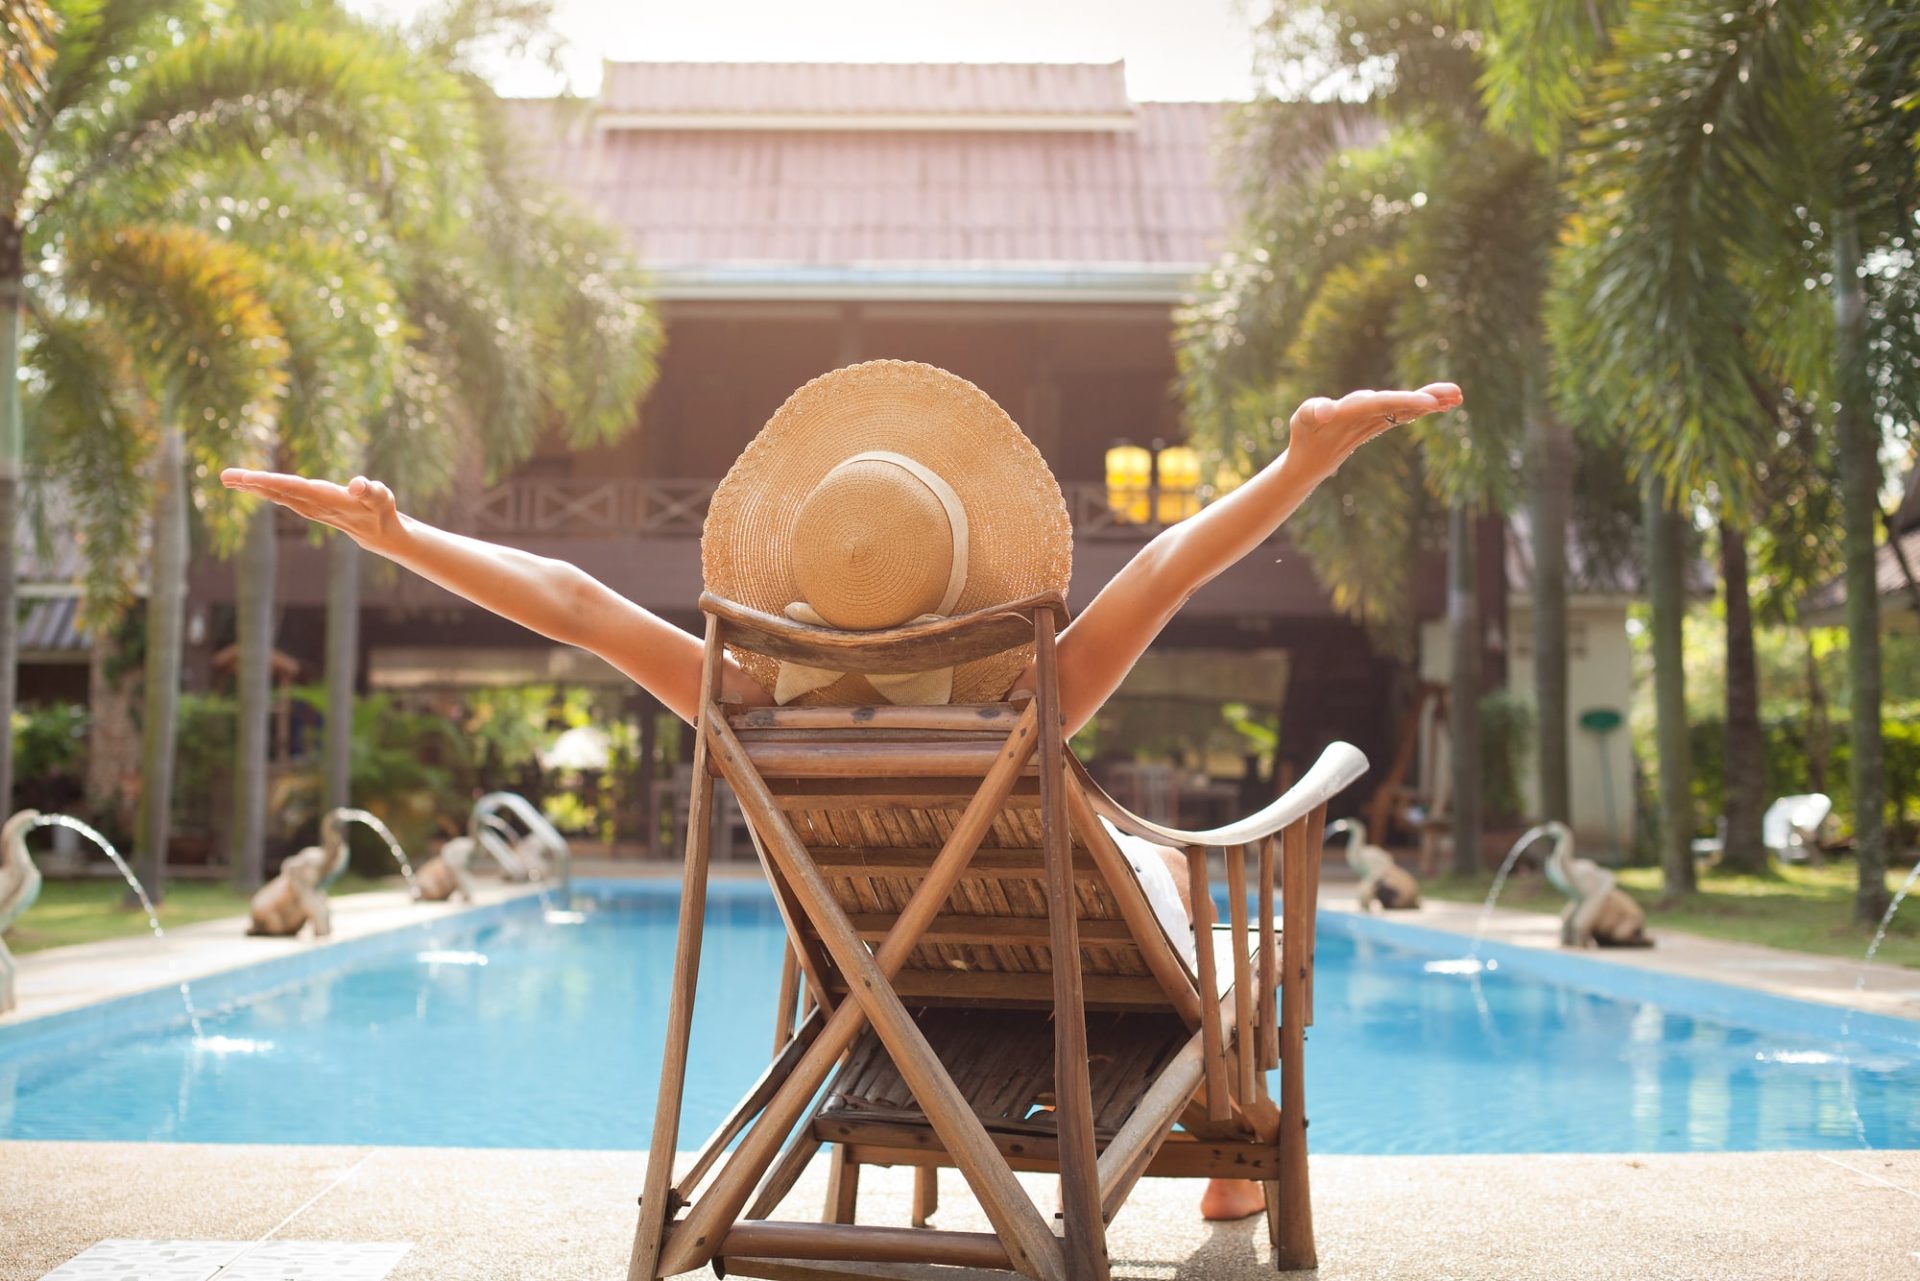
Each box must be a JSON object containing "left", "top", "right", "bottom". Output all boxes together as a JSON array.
[
  {"left": 202, "top": 189, "right": 408, "bottom": 888},
  {"left": 1180, "top": 5, "right": 1545, "bottom": 874},
  {"left": 11, "top": 3, "right": 477, "bottom": 898},
  {"left": 295, "top": 0, "right": 661, "bottom": 827},
  {"left": 1521, "top": 0, "right": 1920, "bottom": 919}
]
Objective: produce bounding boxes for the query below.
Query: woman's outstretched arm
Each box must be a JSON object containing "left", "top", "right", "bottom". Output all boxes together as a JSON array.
[
  {"left": 218, "top": 469, "right": 772, "bottom": 724},
  {"left": 1044, "top": 383, "right": 1463, "bottom": 735}
]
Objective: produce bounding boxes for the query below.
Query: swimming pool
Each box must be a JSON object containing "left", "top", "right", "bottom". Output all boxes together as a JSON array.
[{"left": 2, "top": 880, "right": 1916, "bottom": 1153}]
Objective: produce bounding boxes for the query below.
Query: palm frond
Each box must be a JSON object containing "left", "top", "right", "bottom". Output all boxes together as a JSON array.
[
  {"left": 41, "top": 23, "right": 475, "bottom": 235},
  {"left": 1396, "top": 131, "right": 1550, "bottom": 508},
  {"left": 62, "top": 220, "right": 286, "bottom": 551},
  {"left": 21, "top": 307, "right": 154, "bottom": 624},
  {"left": 518, "top": 201, "right": 659, "bottom": 448},
  {"left": 368, "top": 342, "right": 464, "bottom": 505},
  {"left": 0, "top": 0, "right": 59, "bottom": 158},
  {"left": 401, "top": 236, "right": 541, "bottom": 475},
  {"left": 1469, "top": 0, "right": 1625, "bottom": 151},
  {"left": 1551, "top": 0, "right": 1822, "bottom": 501}
]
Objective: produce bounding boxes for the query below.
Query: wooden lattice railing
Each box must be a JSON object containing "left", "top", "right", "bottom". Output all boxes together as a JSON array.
[{"left": 469, "top": 478, "right": 1271, "bottom": 539}]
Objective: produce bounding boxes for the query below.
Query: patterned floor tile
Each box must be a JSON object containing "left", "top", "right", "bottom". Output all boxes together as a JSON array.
[
  {"left": 37, "top": 1240, "right": 244, "bottom": 1281},
  {"left": 215, "top": 1241, "right": 410, "bottom": 1280},
  {"left": 36, "top": 1240, "right": 411, "bottom": 1281}
]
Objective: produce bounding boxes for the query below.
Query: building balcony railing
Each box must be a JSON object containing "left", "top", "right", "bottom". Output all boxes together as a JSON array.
[{"left": 469, "top": 478, "right": 1254, "bottom": 540}]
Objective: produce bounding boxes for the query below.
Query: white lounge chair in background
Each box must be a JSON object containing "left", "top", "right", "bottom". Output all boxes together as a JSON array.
[{"left": 1692, "top": 792, "right": 1833, "bottom": 867}]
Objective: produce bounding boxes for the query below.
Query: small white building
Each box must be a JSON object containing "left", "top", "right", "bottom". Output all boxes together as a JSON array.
[{"left": 1419, "top": 518, "right": 1638, "bottom": 860}]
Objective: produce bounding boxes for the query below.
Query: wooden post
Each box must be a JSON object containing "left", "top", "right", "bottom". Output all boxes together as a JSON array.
[
  {"left": 637, "top": 693, "right": 658, "bottom": 855},
  {"left": 628, "top": 617, "right": 726, "bottom": 1281},
  {"left": 1187, "top": 846, "right": 1229, "bottom": 1123},
  {"left": 1225, "top": 844, "right": 1255, "bottom": 1102},
  {"left": 912, "top": 1167, "right": 938, "bottom": 1228},
  {"left": 1274, "top": 818, "right": 1317, "bottom": 1270},
  {"left": 773, "top": 944, "right": 800, "bottom": 1057},
  {"left": 1259, "top": 838, "right": 1278, "bottom": 1071},
  {"left": 1035, "top": 609, "right": 1110, "bottom": 1281},
  {"left": 825, "top": 1145, "right": 859, "bottom": 1225}
]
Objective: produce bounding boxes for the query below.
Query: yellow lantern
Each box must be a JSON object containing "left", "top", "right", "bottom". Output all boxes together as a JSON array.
[
  {"left": 1105, "top": 443, "right": 1152, "bottom": 525},
  {"left": 1155, "top": 444, "right": 1201, "bottom": 523}
]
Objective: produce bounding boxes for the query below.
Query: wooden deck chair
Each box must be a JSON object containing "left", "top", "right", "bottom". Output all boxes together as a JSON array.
[{"left": 627, "top": 591, "right": 1368, "bottom": 1281}]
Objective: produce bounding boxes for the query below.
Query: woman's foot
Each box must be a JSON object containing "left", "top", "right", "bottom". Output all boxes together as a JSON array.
[{"left": 1199, "top": 1178, "right": 1266, "bottom": 1221}]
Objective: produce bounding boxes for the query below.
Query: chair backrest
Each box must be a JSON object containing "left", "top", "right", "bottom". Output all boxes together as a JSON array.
[
  {"left": 729, "top": 700, "right": 1177, "bottom": 1011},
  {"left": 700, "top": 588, "right": 1344, "bottom": 1029}
]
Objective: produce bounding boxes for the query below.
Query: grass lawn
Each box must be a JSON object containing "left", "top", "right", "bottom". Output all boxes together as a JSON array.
[
  {"left": 1422, "top": 860, "right": 1920, "bottom": 970},
  {"left": 3, "top": 873, "right": 408, "bottom": 954}
]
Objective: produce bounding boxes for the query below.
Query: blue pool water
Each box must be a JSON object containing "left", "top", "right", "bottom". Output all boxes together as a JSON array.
[{"left": 1, "top": 880, "right": 1916, "bottom": 1153}]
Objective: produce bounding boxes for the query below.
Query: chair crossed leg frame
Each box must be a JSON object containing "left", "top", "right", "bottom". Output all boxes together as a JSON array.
[{"left": 627, "top": 607, "right": 1318, "bottom": 1281}]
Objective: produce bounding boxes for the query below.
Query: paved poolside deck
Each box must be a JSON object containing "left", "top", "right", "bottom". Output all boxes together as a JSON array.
[
  {"left": 5, "top": 863, "right": 1919, "bottom": 1278},
  {"left": 5, "top": 1142, "right": 1917, "bottom": 1279}
]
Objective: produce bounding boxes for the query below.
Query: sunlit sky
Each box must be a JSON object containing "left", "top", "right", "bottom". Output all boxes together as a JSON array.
[{"left": 351, "top": 0, "right": 1265, "bottom": 102}]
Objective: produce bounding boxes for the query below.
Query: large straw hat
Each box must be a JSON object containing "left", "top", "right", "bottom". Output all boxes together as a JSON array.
[{"left": 703, "top": 360, "right": 1072, "bottom": 706}]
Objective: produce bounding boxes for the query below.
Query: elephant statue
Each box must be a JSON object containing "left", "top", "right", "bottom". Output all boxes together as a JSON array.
[
  {"left": 1, "top": 810, "right": 46, "bottom": 1014},
  {"left": 1526, "top": 820, "right": 1652, "bottom": 948},
  {"left": 248, "top": 808, "right": 353, "bottom": 938},
  {"left": 413, "top": 834, "right": 479, "bottom": 903},
  {"left": 1329, "top": 817, "right": 1421, "bottom": 911}
]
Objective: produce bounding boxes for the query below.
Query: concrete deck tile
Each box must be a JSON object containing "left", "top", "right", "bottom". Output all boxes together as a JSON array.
[
  {"left": 8, "top": 1143, "right": 1918, "bottom": 1281},
  {"left": 0, "top": 1141, "right": 369, "bottom": 1281}
]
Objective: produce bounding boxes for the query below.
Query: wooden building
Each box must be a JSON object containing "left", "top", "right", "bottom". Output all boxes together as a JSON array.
[{"left": 186, "top": 62, "right": 1429, "bottom": 842}]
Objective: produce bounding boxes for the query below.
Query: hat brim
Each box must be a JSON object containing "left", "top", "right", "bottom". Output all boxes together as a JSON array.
[{"left": 702, "top": 361, "right": 1072, "bottom": 705}]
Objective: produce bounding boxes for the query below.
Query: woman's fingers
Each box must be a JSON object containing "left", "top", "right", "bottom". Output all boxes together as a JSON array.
[{"left": 221, "top": 468, "right": 392, "bottom": 538}]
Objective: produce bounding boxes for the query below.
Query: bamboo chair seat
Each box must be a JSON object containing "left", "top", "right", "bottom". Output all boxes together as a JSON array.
[{"left": 628, "top": 592, "right": 1368, "bottom": 1281}]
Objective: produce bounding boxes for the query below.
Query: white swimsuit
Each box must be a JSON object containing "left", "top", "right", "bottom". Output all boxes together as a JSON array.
[{"left": 1099, "top": 818, "right": 1198, "bottom": 970}]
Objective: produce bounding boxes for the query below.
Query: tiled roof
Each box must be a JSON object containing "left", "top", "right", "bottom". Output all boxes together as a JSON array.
[
  {"left": 20, "top": 594, "right": 85, "bottom": 655},
  {"left": 597, "top": 60, "right": 1133, "bottom": 119},
  {"left": 508, "top": 69, "right": 1231, "bottom": 283}
]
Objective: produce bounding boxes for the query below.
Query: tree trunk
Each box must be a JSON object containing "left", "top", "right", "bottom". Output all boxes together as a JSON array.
[
  {"left": 1719, "top": 520, "right": 1767, "bottom": 874},
  {"left": 136, "top": 424, "right": 189, "bottom": 904},
  {"left": 1803, "top": 626, "right": 1828, "bottom": 797},
  {"left": 0, "top": 250, "right": 25, "bottom": 819},
  {"left": 1645, "top": 475, "right": 1696, "bottom": 897},
  {"left": 1530, "top": 413, "right": 1573, "bottom": 823},
  {"left": 323, "top": 532, "right": 360, "bottom": 814},
  {"left": 230, "top": 504, "right": 276, "bottom": 890},
  {"left": 1832, "top": 206, "right": 1889, "bottom": 925},
  {"left": 1448, "top": 502, "right": 1482, "bottom": 876}
]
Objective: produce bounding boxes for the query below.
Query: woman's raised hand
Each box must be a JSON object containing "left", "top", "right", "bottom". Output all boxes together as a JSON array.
[
  {"left": 220, "top": 470, "right": 403, "bottom": 550},
  {"left": 1286, "top": 383, "right": 1463, "bottom": 479}
]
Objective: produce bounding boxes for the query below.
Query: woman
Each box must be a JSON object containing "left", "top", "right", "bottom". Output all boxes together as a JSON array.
[{"left": 224, "top": 360, "right": 1461, "bottom": 1222}]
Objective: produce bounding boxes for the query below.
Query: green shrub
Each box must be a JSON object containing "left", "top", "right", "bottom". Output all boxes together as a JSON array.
[
  {"left": 12, "top": 701, "right": 86, "bottom": 785},
  {"left": 1481, "top": 690, "right": 1536, "bottom": 826}
]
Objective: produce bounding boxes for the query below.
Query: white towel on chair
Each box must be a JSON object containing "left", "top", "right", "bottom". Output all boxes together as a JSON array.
[{"left": 1100, "top": 818, "right": 1198, "bottom": 970}]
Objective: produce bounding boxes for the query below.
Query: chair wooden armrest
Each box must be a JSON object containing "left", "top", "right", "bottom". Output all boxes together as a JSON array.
[
  {"left": 698, "top": 590, "right": 1068, "bottom": 675},
  {"left": 1083, "top": 742, "right": 1369, "bottom": 849}
]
